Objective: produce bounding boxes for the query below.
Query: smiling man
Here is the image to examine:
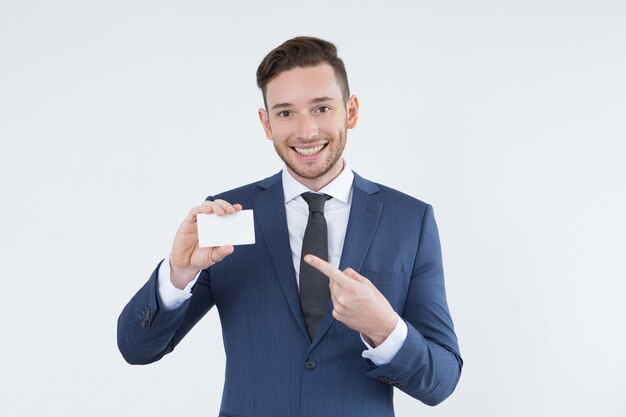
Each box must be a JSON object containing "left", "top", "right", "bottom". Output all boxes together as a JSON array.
[
  {"left": 118, "top": 36, "right": 462, "bottom": 417},
  {"left": 258, "top": 63, "right": 355, "bottom": 191}
]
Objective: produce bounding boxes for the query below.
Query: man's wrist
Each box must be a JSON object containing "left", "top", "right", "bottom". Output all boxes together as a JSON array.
[
  {"left": 361, "top": 316, "right": 408, "bottom": 366},
  {"left": 169, "top": 258, "right": 200, "bottom": 290},
  {"left": 157, "top": 258, "right": 197, "bottom": 310},
  {"left": 364, "top": 313, "right": 399, "bottom": 347}
]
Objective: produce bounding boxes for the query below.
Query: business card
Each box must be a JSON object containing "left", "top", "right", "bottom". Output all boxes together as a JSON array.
[{"left": 197, "top": 210, "right": 255, "bottom": 247}]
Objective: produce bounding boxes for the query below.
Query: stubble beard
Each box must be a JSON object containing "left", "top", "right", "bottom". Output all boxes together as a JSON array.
[{"left": 275, "top": 128, "right": 347, "bottom": 180}]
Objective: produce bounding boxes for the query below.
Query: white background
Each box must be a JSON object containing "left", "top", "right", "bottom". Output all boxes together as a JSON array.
[{"left": 1, "top": 1, "right": 625, "bottom": 416}]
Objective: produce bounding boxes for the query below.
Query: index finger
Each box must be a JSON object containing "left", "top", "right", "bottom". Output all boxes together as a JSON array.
[{"left": 303, "top": 255, "right": 349, "bottom": 285}]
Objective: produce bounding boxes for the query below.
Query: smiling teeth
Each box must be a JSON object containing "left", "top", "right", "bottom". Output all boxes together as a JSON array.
[{"left": 295, "top": 145, "right": 324, "bottom": 156}]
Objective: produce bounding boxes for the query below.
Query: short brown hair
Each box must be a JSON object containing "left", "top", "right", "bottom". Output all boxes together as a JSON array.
[{"left": 256, "top": 36, "right": 350, "bottom": 108}]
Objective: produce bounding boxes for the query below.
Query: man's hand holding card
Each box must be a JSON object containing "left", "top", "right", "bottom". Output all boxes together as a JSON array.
[{"left": 168, "top": 199, "right": 254, "bottom": 290}]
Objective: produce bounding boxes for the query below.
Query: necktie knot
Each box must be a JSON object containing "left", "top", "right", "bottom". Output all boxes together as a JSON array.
[{"left": 301, "top": 192, "right": 331, "bottom": 214}]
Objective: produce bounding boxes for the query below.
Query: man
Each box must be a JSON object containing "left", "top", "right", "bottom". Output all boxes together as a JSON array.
[{"left": 118, "top": 36, "right": 462, "bottom": 417}]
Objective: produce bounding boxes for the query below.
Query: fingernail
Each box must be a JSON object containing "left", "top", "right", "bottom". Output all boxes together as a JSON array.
[{"left": 304, "top": 255, "right": 312, "bottom": 263}]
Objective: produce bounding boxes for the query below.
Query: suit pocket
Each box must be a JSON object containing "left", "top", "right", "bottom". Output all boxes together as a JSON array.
[
  {"left": 360, "top": 269, "right": 408, "bottom": 287},
  {"left": 360, "top": 270, "right": 408, "bottom": 309}
]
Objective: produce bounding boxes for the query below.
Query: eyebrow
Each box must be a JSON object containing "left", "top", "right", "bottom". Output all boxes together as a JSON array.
[{"left": 270, "top": 96, "right": 335, "bottom": 110}]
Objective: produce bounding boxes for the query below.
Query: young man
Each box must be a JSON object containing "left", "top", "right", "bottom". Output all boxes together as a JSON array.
[{"left": 118, "top": 36, "right": 462, "bottom": 416}]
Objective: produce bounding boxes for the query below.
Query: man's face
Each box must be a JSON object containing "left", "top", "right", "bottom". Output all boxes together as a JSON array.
[{"left": 259, "top": 64, "right": 359, "bottom": 190}]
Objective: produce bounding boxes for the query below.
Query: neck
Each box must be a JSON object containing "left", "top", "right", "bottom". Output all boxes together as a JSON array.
[{"left": 287, "top": 159, "right": 345, "bottom": 192}]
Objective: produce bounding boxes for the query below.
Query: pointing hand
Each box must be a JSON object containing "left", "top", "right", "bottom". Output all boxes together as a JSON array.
[{"left": 304, "top": 254, "right": 398, "bottom": 347}]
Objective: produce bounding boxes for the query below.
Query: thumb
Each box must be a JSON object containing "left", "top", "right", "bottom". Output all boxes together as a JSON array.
[
  {"left": 210, "top": 245, "right": 235, "bottom": 264},
  {"left": 343, "top": 267, "right": 367, "bottom": 283}
]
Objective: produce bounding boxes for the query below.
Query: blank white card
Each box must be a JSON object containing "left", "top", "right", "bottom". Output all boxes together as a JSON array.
[{"left": 196, "top": 210, "right": 255, "bottom": 247}]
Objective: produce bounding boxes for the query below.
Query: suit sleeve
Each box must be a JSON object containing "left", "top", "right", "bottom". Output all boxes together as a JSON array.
[
  {"left": 117, "top": 259, "right": 215, "bottom": 365},
  {"left": 364, "top": 204, "right": 463, "bottom": 406}
]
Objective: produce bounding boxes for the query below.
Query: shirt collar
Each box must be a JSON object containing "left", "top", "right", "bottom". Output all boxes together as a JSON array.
[{"left": 282, "top": 160, "right": 354, "bottom": 204}]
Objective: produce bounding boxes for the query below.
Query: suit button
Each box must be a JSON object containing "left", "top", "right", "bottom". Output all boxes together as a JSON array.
[
  {"left": 377, "top": 376, "right": 400, "bottom": 386},
  {"left": 304, "top": 358, "right": 316, "bottom": 370},
  {"left": 139, "top": 306, "right": 151, "bottom": 328}
]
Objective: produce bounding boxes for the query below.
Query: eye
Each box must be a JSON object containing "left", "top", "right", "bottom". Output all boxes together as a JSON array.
[
  {"left": 277, "top": 110, "right": 292, "bottom": 118},
  {"left": 316, "top": 105, "right": 331, "bottom": 113}
]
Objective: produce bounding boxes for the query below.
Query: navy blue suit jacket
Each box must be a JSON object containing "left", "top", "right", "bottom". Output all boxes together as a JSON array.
[{"left": 117, "top": 171, "right": 462, "bottom": 417}]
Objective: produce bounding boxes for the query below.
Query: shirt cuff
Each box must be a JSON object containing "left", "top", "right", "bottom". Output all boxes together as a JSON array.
[
  {"left": 157, "top": 257, "right": 200, "bottom": 310},
  {"left": 360, "top": 315, "right": 408, "bottom": 365}
]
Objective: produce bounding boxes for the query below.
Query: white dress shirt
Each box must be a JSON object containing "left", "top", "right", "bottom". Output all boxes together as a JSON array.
[{"left": 157, "top": 163, "right": 407, "bottom": 365}]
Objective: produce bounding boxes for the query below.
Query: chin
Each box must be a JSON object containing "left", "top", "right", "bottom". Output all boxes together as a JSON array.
[
  {"left": 290, "top": 160, "right": 338, "bottom": 180},
  {"left": 291, "top": 167, "right": 326, "bottom": 180}
]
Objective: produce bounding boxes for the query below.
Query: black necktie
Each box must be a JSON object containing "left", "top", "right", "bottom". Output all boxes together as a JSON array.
[{"left": 299, "top": 192, "right": 332, "bottom": 340}]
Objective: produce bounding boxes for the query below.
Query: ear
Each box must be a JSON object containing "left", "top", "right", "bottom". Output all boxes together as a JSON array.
[
  {"left": 346, "top": 95, "right": 359, "bottom": 129},
  {"left": 258, "top": 108, "right": 273, "bottom": 140}
]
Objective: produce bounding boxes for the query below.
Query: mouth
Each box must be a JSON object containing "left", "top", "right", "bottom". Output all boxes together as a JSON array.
[{"left": 292, "top": 143, "right": 327, "bottom": 156}]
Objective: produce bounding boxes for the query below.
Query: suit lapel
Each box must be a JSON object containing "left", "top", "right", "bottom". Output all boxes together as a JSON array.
[
  {"left": 253, "top": 174, "right": 310, "bottom": 342},
  {"left": 337, "top": 174, "right": 383, "bottom": 273},
  {"left": 310, "top": 173, "right": 383, "bottom": 349}
]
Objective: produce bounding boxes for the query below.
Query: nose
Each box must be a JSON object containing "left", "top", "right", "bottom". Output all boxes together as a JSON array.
[{"left": 295, "top": 113, "right": 319, "bottom": 141}]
